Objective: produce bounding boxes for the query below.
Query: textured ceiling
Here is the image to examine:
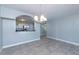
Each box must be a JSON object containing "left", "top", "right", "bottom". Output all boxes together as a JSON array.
[{"left": 1, "top": 4, "right": 79, "bottom": 20}]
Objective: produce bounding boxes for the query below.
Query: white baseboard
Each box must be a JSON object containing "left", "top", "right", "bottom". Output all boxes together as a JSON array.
[
  {"left": 48, "top": 36, "right": 79, "bottom": 46},
  {"left": 3, "top": 38, "right": 40, "bottom": 49}
]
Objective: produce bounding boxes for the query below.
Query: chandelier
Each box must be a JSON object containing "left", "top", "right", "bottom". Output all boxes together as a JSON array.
[{"left": 34, "top": 15, "right": 47, "bottom": 23}]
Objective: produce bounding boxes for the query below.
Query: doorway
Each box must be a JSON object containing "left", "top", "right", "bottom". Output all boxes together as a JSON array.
[{"left": 40, "top": 22, "right": 47, "bottom": 38}]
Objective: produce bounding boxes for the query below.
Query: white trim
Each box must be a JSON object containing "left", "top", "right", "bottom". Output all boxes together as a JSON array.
[
  {"left": 3, "top": 38, "right": 40, "bottom": 49},
  {"left": 48, "top": 36, "right": 79, "bottom": 46}
]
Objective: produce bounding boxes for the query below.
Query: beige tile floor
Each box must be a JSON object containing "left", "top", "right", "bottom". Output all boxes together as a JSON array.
[{"left": 0, "top": 37, "right": 79, "bottom": 55}]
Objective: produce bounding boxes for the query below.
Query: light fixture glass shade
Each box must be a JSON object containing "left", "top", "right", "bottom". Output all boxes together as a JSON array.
[
  {"left": 43, "top": 17, "right": 47, "bottom": 21},
  {"left": 40, "top": 15, "right": 47, "bottom": 22},
  {"left": 40, "top": 15, "right": 44, "bottom": 22},
  {"left": 34, "top": 16, "right": 39, "bottom": 21}
]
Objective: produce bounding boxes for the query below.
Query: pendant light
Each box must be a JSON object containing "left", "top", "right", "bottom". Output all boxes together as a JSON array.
[{"left": 34, "top": 4, "right": 47, "bottom": 23}]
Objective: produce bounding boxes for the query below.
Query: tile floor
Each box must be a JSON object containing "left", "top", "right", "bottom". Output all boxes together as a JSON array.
[{"left": 0, "top": 37, "right": 79, "bottom": 55}]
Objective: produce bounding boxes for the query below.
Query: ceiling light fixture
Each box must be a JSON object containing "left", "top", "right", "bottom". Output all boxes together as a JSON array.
[
  {"left": 34, "top": 15, "right": 47, "bottom": 23},
  {"left": 34, "top": 5, "right": 47, "bottom": 24}
]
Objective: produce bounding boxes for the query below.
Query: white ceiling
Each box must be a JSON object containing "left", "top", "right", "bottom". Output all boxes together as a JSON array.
[{"left": 1, "top": 4, "right": 79, "bottom": 20}]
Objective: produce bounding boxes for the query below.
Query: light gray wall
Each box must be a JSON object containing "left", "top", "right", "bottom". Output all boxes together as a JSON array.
[
  {"left": 0, "top": 6, "right": 33, "bottom": 19},
  {"left": 0, "top": 6, "right": 2, "bottom": 49},
  {"left": 1, "top": 6, "right": 40, "bottom": 47},
  {"left": 47, "top": 15, "right": 79, "bottom": 44},
  {"left": 2, "top": 20, "right": 40, "bottom": 46},
  {"left": 0, "top": 18, "right": 2, "bottom": 49}
]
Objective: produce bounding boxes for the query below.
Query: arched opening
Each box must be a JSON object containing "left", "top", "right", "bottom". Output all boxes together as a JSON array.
[{"left": 16, "top": 15, "right": 35, "bottom": 32}]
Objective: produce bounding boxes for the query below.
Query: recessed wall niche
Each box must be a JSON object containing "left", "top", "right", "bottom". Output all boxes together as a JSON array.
[{"left": 16, "top": 15, "right": 35, "bottom": 32}]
